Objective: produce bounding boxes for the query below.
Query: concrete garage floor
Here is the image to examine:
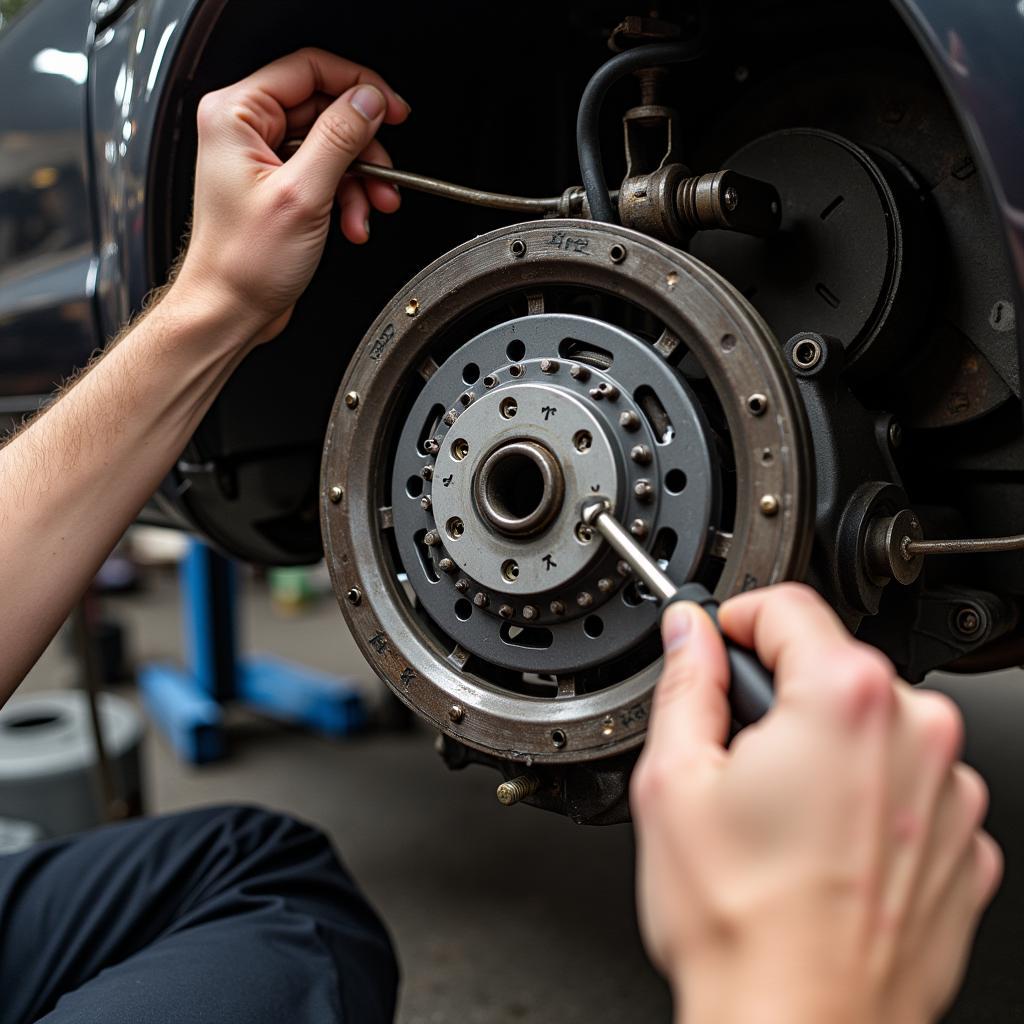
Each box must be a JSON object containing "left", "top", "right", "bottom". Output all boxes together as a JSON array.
[{"left": 18, "top": 565, "right": 1024, "bottom": 1023}]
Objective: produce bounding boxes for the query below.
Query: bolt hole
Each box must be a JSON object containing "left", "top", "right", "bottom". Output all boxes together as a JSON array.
[
  {"left": 463, "top": 362, "right": 480, "bottom": 384},
  {"left": 792, "top": 338, "right": 822, "bottom": 370},
  {"left": 510, "top": 238, "right": 526, "bottom": 258},
  {"left": 573, "top": 430, "right": 592, "bottom": 453},
  {"left": 665, "top": 468, "right": 687, "bottom": 494},
  {"left": 747, "top": 393, "right": 767, "bottom": 416},
  {"left": 551, "top": 729, "right": 567, "bottom": 749},
  {"left": 406, "top": 475, "right": 424, "bottom": 498},
  {"left": 508, "top": 363, "right": 525, "bottom": 378},
  {"left": 761, "top": 447, "right": 774, "bottom": 464},
  {"left": 501, "top": 559, "right": 520, "bottom": 583},
  {"left": 575, "top": 522, "right": 594, "bottom": 544},
  {"left": 500, "top": 397, "right": 518, "bottom": 419},
  {"left": 583, "top": 615, "right": 604, "bottom": 638},
  {"left": 609, "top": 243, "right": 627, "bottom": 263},
  {"left": 506, "top": 339, "right": 526, "bottom": 362},
  {"left": 622, "top": 581, "right": 643, "bottom": 607},
  {"left": 454, "top": 599, "right": 473, "bottom": 621},
  {"left": 446, "top": 517, "right": 465, "bottom": 540},
  {"left": 451, "top": 438, "right": 469, "bottom": 461},
  {"left": 483, "top": 375, "right": 498, "bottom": 389},
  {"left": 721, "top": 333, "right": 736, "bottom": 352}
]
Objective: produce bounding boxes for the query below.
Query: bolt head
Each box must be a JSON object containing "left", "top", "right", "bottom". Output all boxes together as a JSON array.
[
  {"left": 405, "top": 298, "right": 420, "bottom": 317},
  {"left": 576, "top": 591, "right": 594, "bottom": 608},
  {"left": 420, "top": 495, "right": 432, "bottom": 510},
  {"left": 448, "top": 704, "right": 465, "bottom": 723},
  {"left": 498, "top": 604, "right": 514, "bottom": 620},
  {"left": 723, "top": 185, "right": 739, "bottom": 212},
  {"left": 570, "top": 364, "right": 591, "bottom": 382},
  {"left": 630, "top": 445, "right": 652, "bottom": 465},
  {"left": 329, "top": 485, "right": 344, "bottom": 504},
  {"left": 955, "top": 607, "right": 982, "bottom": 636},
  {"left": 617, "top": 560, "right": 632, "bottom": 578},
  {"left": 424, "top": 531, "right": 440, "bottom": 546},
  {"left": 522, "top": 604, "right": 539, "bottom": 621},
  {"left": 630, "top": 518, "right": 649, "bottom": 539},
  {"left": 540, "top": 359, "right": 558, "bottom": 374},
  {"left": 345, "top": 587, "right": 362, "bottom": 606},
  {"left": 420, "top": 465, "right": 433, "bottom": 481},
  {"left": 634, "top": 479, "right": 653, "bottom": 502},
  {"left": 549, "top": 600, "right": 566, "bottom": 616},
  {"left": 344, "top": 391, "right": 360, "bottom": 409},
  {"left": 424, "top": 439, "right": 440, "bottom": 455},
  {"left": 460, "top": 391, "right": 475, "bottom": 406},
  {"left": 455, "top": 578, "right": 470, "bottom": 593},
  {"left": 597, "top": 577, "right": 615, "bottom": 594},
  {"left": 443, "top": 409, "right": 457, "bottom": 426},
  {"left": 759, "top": 494, "right": 780, "bottom": 517},
  {"left": 438, "top": 557, "right": 456, "bottom": 574},
  {"left": 619, "top": 411, "right": 640, "bottom": 431},
  {"left": 473, "top": 592, "right": 489, "bottom": 608}
]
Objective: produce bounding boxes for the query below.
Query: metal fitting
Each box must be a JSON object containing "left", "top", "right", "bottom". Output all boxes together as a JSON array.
[
  {"left": 420, "top": 495, "right": 432, "bottom": 511},
  {"left": 569, "top": 364, "right": 591, "bottom": 382},
  {"left": 549, "top": 600, "right": 566, "bottom": 616},
  {"left": 630, "top": 445, "right": 652, "bottom": 465},
  {"left": 540, "top": 359, "right": 559, "bottom": 374},
  {"left": 423, "top": 530, "right": 440, "bottom": 546},
  {"left": 577, "top": 591, "right": 594, "bottom": 608},
  {"left": 448, "top": 704, "right": 465, "bottom": 723},
  {"left": 522, "top": 604, "right": 539, "bottom": 621},
  {"left": 498, "top": 604, "right": 514, "bottom": 620},
  {"left": 345, "top": 587, "right": 362, "bottom": 606},
  {"left": 619, "top": 410, "right": 640, "bottom": 431},
  {"left": 438, "top": 557, "right": 456, "bottom": 574},
  {"left": 496, "top": 775, "right": 540, "bottom": 806},
  {"left": 455, "top": 578, "right": 470, "bottom": 593},
  {"left": 329, "top": 485, "right": 344, "bottom": 504},
  {"left": 634, "top": 479, "right": 654, "bottom": 502},
  {"left": 344, "top": 391, "right": 360, "bottom": 409},
  {"left": 597, "top": 577, "right": 615, "bottom": 594},
  {"left": 473, "top": 592, "right": 490, "bottom": 608},
  {"left": 630, "top": 518, "right": 649, "bottom": 539},
  {"left": 759, "top": 494, "right": 780, "bottom": 517}
]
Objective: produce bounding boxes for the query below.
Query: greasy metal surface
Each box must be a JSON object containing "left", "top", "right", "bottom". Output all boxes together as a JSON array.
[{"left": 321, "top": 219, "right": 813, "bottom": 763}]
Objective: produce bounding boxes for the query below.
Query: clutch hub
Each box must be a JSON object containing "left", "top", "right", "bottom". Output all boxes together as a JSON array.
[{"left": 321, "top": 219, "right": 812, "bottom": 764}]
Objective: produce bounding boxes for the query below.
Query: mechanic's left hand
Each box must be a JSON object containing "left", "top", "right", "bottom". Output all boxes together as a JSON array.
[{"left": 173, "top": 48, "right": 409, "bottom": 345}]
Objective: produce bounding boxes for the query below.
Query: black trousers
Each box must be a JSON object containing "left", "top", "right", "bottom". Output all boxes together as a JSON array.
[{"left": 0, "top": 805, "right": 398, "bottom": 1023}]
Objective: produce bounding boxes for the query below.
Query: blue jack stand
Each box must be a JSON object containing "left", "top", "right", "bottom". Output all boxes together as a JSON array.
[{"left": 139, "top": 541, "right": 366, "bottom": 764}]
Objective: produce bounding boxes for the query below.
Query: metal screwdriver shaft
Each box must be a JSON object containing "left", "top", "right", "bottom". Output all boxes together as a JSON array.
[{"left": 581, "top": 499, "right": 775, "bottom": 726}]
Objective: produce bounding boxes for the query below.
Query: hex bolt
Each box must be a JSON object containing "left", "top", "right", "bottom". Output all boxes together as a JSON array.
[
  {"left": 630, "top": 444, "right": 653, "bottom": 465},
  {"left": 443, "top": 409, "right": 458, "bottom": 426},
  {"left": 522, "top": 604, "right": 539, "bottom": 621},
  {"left": 549, "top": 600, "right": 566, "bottom": 616},
  {"left": 344, "top": 391, "right": 360, "bottom": 409},
  {"left": 455, "top": 578, "right": 470, "bottom": 593},
  {"left": 498, "top": 604, "right": 515, "bottom": 620},
  {"left": 473, "top": 592, "right": 490, "bottom": 608},
  {"left": 420, "top": 495, "right": 432, "bottom": 511},
  {"left": 747, "top": 393, "right": 768, "bottom": 416},
  {"left": 569, "top": 364, "right": 591, "bottom": 382},
  {"left": 420, "top": 465, "right": 433, "bottom": 481},
  {"left": 438, "top": 557, "right": 456, "bottom": 574},
  {"left": 597, "top": 577, "right": 615, "bottom": 594},
  {"left": 630, "top": 518, "right": 649, "bottom": 540},
  {"left": 954, "top": 606, "right": 982, "bottom": 637},
  {"left": 634, "top": 479, "right": 654, "bottom": 502},
  {"left": 577, "top": 591, "right": 594, "bottom": 608},
  {"left": 888, "top": 420, "right": 903, "bottom": 448},
  {"left": 424, "top": 438, "right": 440, "bottom": 455},
  {"left": 345, "top": 587, "right": 362, "bottom": 606},
  {"left": 329, "top": 485, "right": 344, "bottom": 504},
  {"left": 509, "top": 238, "right": 527, "bottom": 258},
  {"left": 619, "top": 410, "right": 640, "bottom": 431},
  {"left": 496, "top": 775, "right": 539, "bottom": 806},
  {"left": 723, "top": 185, "right": 739, "bottom": 212},
  {"left": 759, "top": 494, "right": 780, "bottom": 517},
  {"left": 540, "top": 358, "right": 559, "bottom": 374},
  {"left": 616, "top": 560, "right": 632, "bottom": 578},
  {"left": 448, "top": 704, "right": 465, "bottom": 723},
  {"left": 424, "top": 530, "right": 440, "bottom": 546}
]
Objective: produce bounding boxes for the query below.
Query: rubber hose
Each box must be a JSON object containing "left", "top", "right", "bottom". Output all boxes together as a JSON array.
[{"left": 576, "top": 40, "right": 706, "bottom": 224}]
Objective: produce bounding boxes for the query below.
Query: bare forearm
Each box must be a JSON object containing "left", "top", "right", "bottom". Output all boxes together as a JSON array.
[{"left": 0, "top": 286, "right": 253, "bottom": 703}]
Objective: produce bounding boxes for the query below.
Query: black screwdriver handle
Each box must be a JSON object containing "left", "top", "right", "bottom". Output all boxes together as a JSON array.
[{"left": 667, "top": 583, "right": 774, "bottom": 726}]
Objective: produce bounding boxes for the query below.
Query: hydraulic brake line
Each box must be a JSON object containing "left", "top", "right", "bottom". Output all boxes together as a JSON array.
[{"left": 576, "top": 39, "right": 706, "bottom": 223}]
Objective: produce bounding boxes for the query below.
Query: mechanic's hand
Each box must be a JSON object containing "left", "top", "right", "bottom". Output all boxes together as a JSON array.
[
  {"left": 173, "top": 48, "right": 409, "bottom": 345},
  {"left": 632, "top": 583, "right": 1002, "bottom": 1024}
]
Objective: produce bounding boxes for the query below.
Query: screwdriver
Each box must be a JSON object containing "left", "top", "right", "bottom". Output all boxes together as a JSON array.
[{"left": 580, "top": 499, "right": 775, "bottom": 726}]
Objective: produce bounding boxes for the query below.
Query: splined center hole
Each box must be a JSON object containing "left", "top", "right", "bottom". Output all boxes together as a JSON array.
[{"left": 489, "top": 452, "right": 545, "bottom": 521}]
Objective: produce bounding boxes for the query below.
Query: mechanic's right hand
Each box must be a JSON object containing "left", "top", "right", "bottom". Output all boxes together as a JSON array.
[
  {"left": 173, "top": 48, "right": 409, "bottom": 348},
  {"left": 632, "top": 582, "right": 1002, "bottom": 1024}
]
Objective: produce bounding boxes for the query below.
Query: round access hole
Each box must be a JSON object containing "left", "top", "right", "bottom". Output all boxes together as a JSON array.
[
  {"left": 451, "top": 438, "right": 470, "bottom": 461},
  {"left": 455, "top": 599, "right": 473, "bottom": 621},
  {"left": 665, "top": 469, "right": 687, "bottom": 494},
  {"left": 507, "top": 339, "right": 526, "bottom": 361},
  {"left": 501, "top": 559, "right": 520, "bottom": 583},
  {"left": 584, "top": 615, "right": 604, "bottom": 638},
  {"left": 406, "top": 475, "right": 424, "bottom": 498},
  {"left": 463, "top": 362, "right": 480, "bottom": 384}
]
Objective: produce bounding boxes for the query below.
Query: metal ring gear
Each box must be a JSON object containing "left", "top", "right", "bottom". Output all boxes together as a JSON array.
[{"left": 322, "top": 219, "right": 813, "bottom": 764}]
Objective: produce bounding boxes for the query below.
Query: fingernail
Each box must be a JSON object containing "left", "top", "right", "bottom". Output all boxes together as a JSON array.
[
  {"left": 350, "top": 85, "right": 385, "bottom": 121},
  {"left": 363, "top": 218, "right": 371, "bottom": 239},
  {"left": 395, "top": 93, "right": 412, "bottom": 113},
  {"left": 391, "top": 183, "right": 401, "bottom": 196},
  {"left": 662, "top": 603, "right": 693, "bottom": 653}
]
